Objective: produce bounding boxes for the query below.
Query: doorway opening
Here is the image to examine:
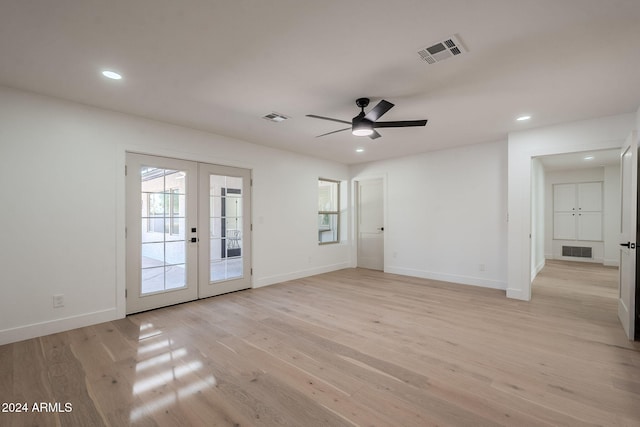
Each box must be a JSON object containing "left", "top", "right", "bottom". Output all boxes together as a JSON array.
[{"left": 530, "top": 147, "right": 636, "bottom": 339}]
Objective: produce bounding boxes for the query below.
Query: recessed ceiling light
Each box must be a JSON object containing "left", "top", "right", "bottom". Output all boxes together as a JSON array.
[
  {"left": 584, "top": 156, "right": 594, "bottom": 160},
  {"left": 102, "top": 70, "right": 122, "bottom": 80},
  {"left": 516, "top": 115, "right": 531, "bottom": 121},
  {"left": 356, "top": 148, "right": 364, "bottom": 153}
]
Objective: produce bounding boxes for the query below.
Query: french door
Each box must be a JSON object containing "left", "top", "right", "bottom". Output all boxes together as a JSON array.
[
  {"left": 198, "top": 163, "right": 251, "bottom": 298},
  {"left": 126, "top": 153, "right": 251, "bottom": 314}
]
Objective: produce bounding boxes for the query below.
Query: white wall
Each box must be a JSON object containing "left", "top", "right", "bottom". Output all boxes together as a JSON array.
[
  {"left": 530, "top": 158, "right": 545, "bottom": 281},
  {"left": 350, "top": 140, "right": 508, "bottom": 290},
  {"left": 0, "top": 86, "right": 350, "bottom": 345},
  {"left": 508, "top": 113, "right": 635, "bottom": 301}
]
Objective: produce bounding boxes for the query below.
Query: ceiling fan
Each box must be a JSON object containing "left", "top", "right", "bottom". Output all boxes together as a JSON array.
[{"left": 306, "top": 98, "right": 428, "bottom": 139}]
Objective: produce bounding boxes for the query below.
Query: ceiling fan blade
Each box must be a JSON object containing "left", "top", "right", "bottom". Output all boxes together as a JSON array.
[
  {"left": 373, "top": 119, "right": 428, "bottom": 128},
  {"left": 316, "top": 127, "right": 351, "bottom": 138},
  {"left": 306, "top": 114, "right": 351, "bottom": 125},
  {"left": 369, "top": 130, "right": 382, "bottom": 140},
  {"left": 364, "top": 100, "right": 394, "bottom": 122}
]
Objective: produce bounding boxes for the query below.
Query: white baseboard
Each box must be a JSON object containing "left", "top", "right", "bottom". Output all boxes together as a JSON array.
[
  {"left": 0, "top": 308, "right": 118, "bottom": 346},
  {"left": 253, "top": 262, "right": 350, "bottom": 288},
  {"left": 385, "top": 266, "right": 507, "bottom": 290},
  {"left": 603, "top": 258, "right": 620, "bottom": 267},
  {"left": 531, "top": 259, "right": 546, "bottom": 282},
  {"left": 506, "top": 287, "right": 530, "bottom": 301}
]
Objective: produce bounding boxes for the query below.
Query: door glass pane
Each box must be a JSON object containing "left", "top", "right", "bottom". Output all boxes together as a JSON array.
[
  {"left": 210, "top": 218, "right": 223, "bottom": 238},
  {"left": 209, "top": 174, "right": 243, "bottom": 282},
  {"left": 165, "top": 264, "right": 185, "bottom": 290},
  {"left": 142, "top": 242, "right": 165, "bottom": 268},
  {"left": 165, "top": 241, "right": 186, "bottom": 265},
  {"left": 166, "top": 218, "right": 185, "bottom": 242},
  {"left": 140, "top": 167, "right": 188, "bottom": 294},
  {"left": 141, "top": 267, "right": 165, "bottom": 294}
]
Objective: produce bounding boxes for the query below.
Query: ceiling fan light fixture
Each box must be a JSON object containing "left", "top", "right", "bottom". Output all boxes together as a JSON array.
[{"left": 352, "top": 120, "right": 373, "bottom": 137}]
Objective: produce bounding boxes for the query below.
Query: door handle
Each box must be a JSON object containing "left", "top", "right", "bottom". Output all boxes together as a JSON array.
[
  {"left": 620, "top": 242, "right": 636, "bottom": 249},
  {"left": 378, "top": 227, "right": 384, "bottom": 231}
]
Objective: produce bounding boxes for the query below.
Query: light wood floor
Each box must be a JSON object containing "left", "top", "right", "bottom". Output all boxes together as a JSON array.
[{"left": 2, "top": 262, "right": 640, "bottom": 426}]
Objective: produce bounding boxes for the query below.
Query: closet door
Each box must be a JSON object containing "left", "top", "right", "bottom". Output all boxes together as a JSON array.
[
  {"left": 554, "top": 212, "right": 577, "bottom": 240},
  {"left": 578, "top": 182, "right": 602, "bottom": 212},
  {"left": 554, "top": 183, "right": 577, "bottom": 212},
  {"left": 578, "top": 212, "right": 602, "bottom": 241}
]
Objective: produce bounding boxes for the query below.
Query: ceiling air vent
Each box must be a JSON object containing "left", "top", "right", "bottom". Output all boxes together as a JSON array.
[
  {"left": 262, "top": 112, "right": 289, "bottom": 123},
  {"left": 418, "top": 35, "right": 466, "bottom": 64}
]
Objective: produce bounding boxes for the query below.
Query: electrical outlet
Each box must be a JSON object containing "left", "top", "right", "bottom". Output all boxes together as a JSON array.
[{"left": 53, "top": 294, "right": 64, "bottom": 308}]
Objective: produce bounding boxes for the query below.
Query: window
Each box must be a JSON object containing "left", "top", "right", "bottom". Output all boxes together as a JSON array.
[{"left": 318, "top": 179, "right": 340, "bottom": 244}]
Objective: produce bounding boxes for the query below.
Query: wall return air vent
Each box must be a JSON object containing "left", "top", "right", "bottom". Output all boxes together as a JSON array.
[
  {"left": 562, "top": 246, "right": 593, "bottom": 259},
  {"left": 418, "top": 35, "right": 466, "bottom": 64}
]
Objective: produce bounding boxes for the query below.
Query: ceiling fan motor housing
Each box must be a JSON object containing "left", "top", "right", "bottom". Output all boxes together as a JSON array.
[{"left": 356, "top": 97, "right": 370, "bottom": 109}]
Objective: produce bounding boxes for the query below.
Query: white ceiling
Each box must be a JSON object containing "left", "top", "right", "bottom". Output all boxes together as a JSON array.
[{"left": 1, "top": 0, "right": 639, "bottom": 165}]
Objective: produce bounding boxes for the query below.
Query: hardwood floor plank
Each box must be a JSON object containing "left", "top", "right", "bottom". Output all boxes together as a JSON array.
[
  {"left": 1, "top": 339, "right": 58, "bottom": 427},
  {"left": 39, "top": 332, "right": 107, "bottom": 427}
]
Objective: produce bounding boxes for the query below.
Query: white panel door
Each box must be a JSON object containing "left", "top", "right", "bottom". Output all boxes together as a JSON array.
[
  {"left": 553, "top": 212, "right": 577, "bottom": 240},
  {"left": 198, "top": 163, "right": 251, "bottom": 298},
  {"left": 618, "top": 131, "right": 637, "bottom": 340},
  {"left": 554, "top": 183, "right": 577, "bottom": 212},
  {"left": 126, "top": 153, "right": 199, "bottom": 314},
  {"left": 577, "top": 212, "right": 602, "bottom": 241},
  {"left": 357, "top": 179, "right": 384, "bottom": 271}
]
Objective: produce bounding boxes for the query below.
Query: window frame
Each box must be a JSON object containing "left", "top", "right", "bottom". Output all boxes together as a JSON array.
[{"left": 318, "top": 178, "right": 340, "bottom": 245}]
